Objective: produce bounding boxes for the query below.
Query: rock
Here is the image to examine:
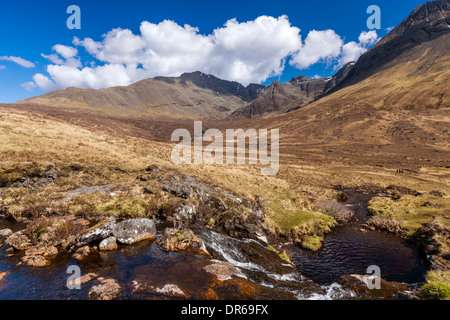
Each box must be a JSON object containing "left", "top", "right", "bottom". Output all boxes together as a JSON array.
[
  {"left": 67, "top": 273, "right": 98, "bottom": 287},
  {"left": 160, "top": 182, "right": 194, "bottom": 199},
  {"left": 21, "top": 255, "right": 50, "bottom": 267},
  {"left": 421, "top": 201, "right": 440, "bottom": 207},
  {"left": 429, "top": 190, "right": 445, "bottom": 197},
  {"left": 113, "top": 218, "right": 156, "bottom": 245},
  {"left": 174, "top": 204, "right": 196, "bottom": 224},
  {"left": 5, "top": 231, "right": 32, "bottom": 250},
  {"left": 0, "top": 272, "right": 7, "bottom": 281},
  {"left": 0, "top": 228, "right": 12, "bottom": 238},
  {"left": 89, "top": 278, "right": 121, "bottom": 300},
  {"left": 99, "top": 236, "right": 118, "bottom": 251},
  {"left": 337, "top": 192, "right": 348, "bottom": 203},
  {"left": 72, "top": 246, "right": 92, "bottom": 261},
  {"left": 145, "top": 165, "right": 160, "bottom": 172},
  {"left": 156, "top": 228, "right": 207, "bottom": 254},
  {"left": 155, "top": 284, "right": 186, "bottom": 297},
  {"left": 204, "top": 260, "right": 246, "bottom": 281},
  {"left": 76, "top": 217, "right": 116, "bottom": 246},
  {"left": 397, "top": 291, "right": 420, "bottom": 300},
  {"left": 340, "top": 274, "right": 408, "bottom": 299},
  {"left": 25, "top": 245, "right": 58, "bottom": 258}
]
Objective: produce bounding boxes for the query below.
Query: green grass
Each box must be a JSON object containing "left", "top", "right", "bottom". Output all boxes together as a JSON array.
[
  {"left": 368, "top": 195, "right": 450, "bottom": 236},
  {"left": 422, "top": 271, "right": 450, "bottom": 300}
]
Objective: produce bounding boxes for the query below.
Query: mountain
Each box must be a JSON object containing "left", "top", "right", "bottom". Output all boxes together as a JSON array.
[
  {"left": 230, "top": 62, "right": 355, "bottom": 119},
  {"left": 331, "top": 0, "right": 450, "bottom": 92},
  {"left": 252, "top": 0, "right": 449, "bottom": 168},
  {"left": 21, "top": 72, "right": 266, "bottom": 120}
]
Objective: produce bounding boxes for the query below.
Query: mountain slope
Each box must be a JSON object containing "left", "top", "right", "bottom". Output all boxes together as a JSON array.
[
  {"left": 251, "top": 0, "right": 450, "bottom": 168},
  {"left": 21, "top": 72, "right": 266, "bottom": 120},
  {"left": 332, "top": 0, "right": 450, "bottom": 92}
]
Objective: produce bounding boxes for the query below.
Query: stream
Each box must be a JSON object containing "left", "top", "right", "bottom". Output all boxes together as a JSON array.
[{"left": 0, "top": 190, "right": 427, "bottom": 300}]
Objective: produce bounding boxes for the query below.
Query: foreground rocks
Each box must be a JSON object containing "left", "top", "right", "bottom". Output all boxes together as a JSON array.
[{"left": 89, "top": 278, "right": 121, "bottom": 300}]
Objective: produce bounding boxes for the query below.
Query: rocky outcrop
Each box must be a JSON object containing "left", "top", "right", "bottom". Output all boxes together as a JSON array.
[
  {"left": 113, "top": 218, "right": 156, "bottom": 245},
  {"left": 89, "top": 278, "right": 121, "bottom": 300}
]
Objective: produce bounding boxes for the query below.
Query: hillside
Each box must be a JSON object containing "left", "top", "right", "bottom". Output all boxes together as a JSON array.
[{"left": 21, "top": 72, "right": 266, "bottom": 120}]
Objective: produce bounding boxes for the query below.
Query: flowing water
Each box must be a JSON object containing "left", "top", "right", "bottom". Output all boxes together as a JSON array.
[{"left": 0, "top": 190, "right": 427, "bottom": 299}]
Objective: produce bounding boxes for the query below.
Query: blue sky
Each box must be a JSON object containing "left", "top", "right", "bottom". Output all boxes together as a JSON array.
[{"left": 0, "top": 0, "right": 428, "bottom": 103}]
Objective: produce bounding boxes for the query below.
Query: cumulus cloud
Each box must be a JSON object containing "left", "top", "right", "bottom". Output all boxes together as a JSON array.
[
  {"left": 27, "top": 17, "right": 380, "bottom": 91},
  {"left": 290, "top": 30, "right": 343, "bottom": 69},
  {"left": 0, "top": 56, "right": 35, "bottom": 68},
  {"left": 337, "top": 30, "right": 380, "bottom": 68}
]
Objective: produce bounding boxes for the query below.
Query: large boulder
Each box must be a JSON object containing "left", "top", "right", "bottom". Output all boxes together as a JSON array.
[
  {"left": 113, "top": 218, "right": 156, "bottom": 245},
  {"left": 76, "top": 217, "right": 116, "bottom": 246}
]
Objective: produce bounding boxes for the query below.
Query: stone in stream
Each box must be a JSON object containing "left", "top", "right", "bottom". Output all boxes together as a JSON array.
[
  {"left": 89, "top": 278, "right": 121, "bottom": 300},
  {"left": 113, "top": 218, "right": 156, "bottom": 245},
  {"left": 67, "top": 273, "right": 98, "bottom": 287},
  {"left": 25, "top": 245, "right": 58, "bottom": 257},
  {"left": 0, "top": 228, "right": 12, "bottom": 238},
  {"left": 0, "top": 271, "right": 7, "bottom": 282},
  {"left": 5, "top": 231, "right": 32, "bottom": 251},
  {"left": 156, "top": 228, "right": 208, "bottom": 254},
  {"left": 20, "top": 255, "right": 51, "bottom": 267},
  {"left": 76, "top": 217, "right": 116, "bottom": 247},
  {"left": 99, "top": 236, "right": 118, "bottom": 251},
  {"left": 72, "top": 246, "right": 92, "bottom": 261},
  {"left": 204, "top": 260, "right": 247, "bottom": 281}
]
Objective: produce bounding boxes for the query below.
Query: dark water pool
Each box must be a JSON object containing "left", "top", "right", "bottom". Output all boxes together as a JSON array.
[{"left": 289, "top": 191, "right": 427, "bottom": 285}]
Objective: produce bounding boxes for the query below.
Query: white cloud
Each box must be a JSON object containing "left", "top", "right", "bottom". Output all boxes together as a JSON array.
[
  {"left": 0, "top": 56, "right": 35, "bottom": 68},
  {"left": 337, "top": 30, "right": 380, "bottom": 68},
  {"left": 0, "top": 65, "right": 6, "bottom": 70},
  {"left": 28, "top": 17, "right": 381, "bottom": 91},
  {"left": 358, "top": 31, "right": 379, "bottom": 46},
  {"left": 290, "top": 30, "right": 343, "bottom": 69},
  {"left": 21, "top": 81, "right": 37, "bottom": 92},
  {"left": 52, "top": 45, "right": 78, "bottom": 59}
]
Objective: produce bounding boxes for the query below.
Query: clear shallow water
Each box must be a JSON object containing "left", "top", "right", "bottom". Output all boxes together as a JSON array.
[{"left": 289, "top": 191, "right": 427, "bottom": 285}]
